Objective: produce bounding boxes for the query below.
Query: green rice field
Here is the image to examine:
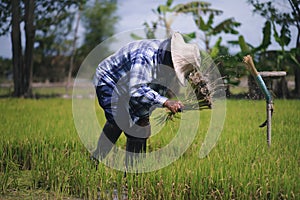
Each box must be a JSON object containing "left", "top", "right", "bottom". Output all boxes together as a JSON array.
[{"left": 0, "top": 98, "right": 299, "bottom": 199}]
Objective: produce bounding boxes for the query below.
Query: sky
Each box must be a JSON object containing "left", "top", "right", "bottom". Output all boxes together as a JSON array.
[{"left": 0, "top": 0, "right": 296, "bottom": 58}]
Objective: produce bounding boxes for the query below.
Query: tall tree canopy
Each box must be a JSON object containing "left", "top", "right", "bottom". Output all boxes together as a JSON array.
[
  {"left": 80, "top": 0, "right": 118, "bottom": 55},
  {"left": 0, "top": 0, "right": 85, "bottom": 97}
]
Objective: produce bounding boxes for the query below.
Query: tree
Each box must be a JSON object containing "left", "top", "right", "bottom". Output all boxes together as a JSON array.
[
  {"left": 24, "top": 0, "right": 35, "bottom": 96},
  {"left": 66, "top": 9, "right": 82, "bottom": 93},
  {"left": 173, "top": 1, "right": 240, "bottom": 52},
  {"left": 248, "top": 0, "right": 300, "bottom": 97},
  {"left": 225, "top": 20, "right": 273, "bottom": 98},
  {"left": 139, "top": 1, "right": 240, "bottom": 51},
  {"left": 80, "top": 0, "right": 118, "bottom": 55},
  {"left": 0, "top": 57, "right": 12, "bottom": 81},
  {"left": 228, "top": 18, "right": 296, "bottom": 99},
  {"left": 10, "top": 0, "right": 23, "bottom": 96},
  {"left": 0, "top": 0, "right": 85, "bottom": 97},
  {"left": 132, "top": 1, "right": 222, "bottom": 39},
  {"left": 131, "top": 1, "right": 241, "bottom": 96}
]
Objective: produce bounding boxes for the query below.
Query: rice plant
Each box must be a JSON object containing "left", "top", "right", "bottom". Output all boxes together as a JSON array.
[{"left": 0, "top": 98, "right": 299, "bottom": 199}]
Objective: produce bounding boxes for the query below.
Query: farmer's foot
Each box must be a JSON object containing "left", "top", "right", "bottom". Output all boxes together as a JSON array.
[{"left": 90, "top": 153, "right": 99, "bottom": 170}]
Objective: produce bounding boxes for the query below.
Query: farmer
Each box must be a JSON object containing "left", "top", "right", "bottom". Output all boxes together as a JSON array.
[{"left": 92, "top": 32, "right": 201, "bottom": 165}]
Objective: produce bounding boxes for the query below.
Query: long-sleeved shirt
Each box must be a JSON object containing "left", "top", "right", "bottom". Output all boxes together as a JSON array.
[{"left": 93, "top": 38, "right": 173, "bottom": 123}]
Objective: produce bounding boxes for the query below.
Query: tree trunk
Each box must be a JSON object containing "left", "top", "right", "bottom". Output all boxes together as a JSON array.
[
  {"left": 66, "top": 11, "right": 81, "bottom": 94},
  {"left": 294, "top": 28, "right": 300, "bottom": 97},
  {"left": 24, "top": 0, "right": 35, "bottom": 97},
  {"left": 11, "top": 0, "right": 23, "bottom": 97},
  {"left": 294, "top": 67, "right": 300, "bottom": 96},
  {"left": 290, "top": 0, "right": 300, "bottom": 97},
  {"left": 275, "top": 77, "right": 289, "bottom": 99}
]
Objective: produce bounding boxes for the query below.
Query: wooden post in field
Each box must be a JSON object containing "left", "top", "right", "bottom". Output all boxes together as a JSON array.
[
  {"left": 260, "top": 71, "right": 287, "bottom": 146},
  {"left": 243, "top": 55, "right": 276, "bottom": 147}
]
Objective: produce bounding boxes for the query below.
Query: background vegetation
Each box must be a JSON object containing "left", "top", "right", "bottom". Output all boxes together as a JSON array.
[{"left": 0, "top": 0, "right": 299, "bottom": 98}]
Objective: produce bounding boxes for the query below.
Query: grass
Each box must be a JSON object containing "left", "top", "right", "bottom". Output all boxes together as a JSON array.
[
  {"left": 0, "top": 84, "right": 73, "bottom": 97},
  {"left": 0, "top": 98, "right": 299, "bottom": 199}
]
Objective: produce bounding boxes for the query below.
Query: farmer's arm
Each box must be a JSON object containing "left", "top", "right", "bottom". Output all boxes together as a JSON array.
[
  {"left": 129, "top": 57, "right": 167, "bottom": 106},
  {"left": 131, "top": 83, "right": 183, "bottom": 113},
  {"left": 129, "top": 56, "right": 183, "bottom": 113}
]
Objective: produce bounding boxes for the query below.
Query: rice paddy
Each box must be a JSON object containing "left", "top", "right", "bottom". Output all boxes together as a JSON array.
[{"left": 0, "top": 98, "right": 299, "bottom": 199}]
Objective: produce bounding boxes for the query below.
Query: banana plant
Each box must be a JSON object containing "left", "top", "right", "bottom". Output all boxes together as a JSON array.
[
  {"left": 131, "top": 0, "right": 231, "bottom": 41},
  {"left": 186, "top": 8, "right": 241, "bottom": 52},
  {"left": 229, "top": 20, "right": 294, "bottom": 98}
]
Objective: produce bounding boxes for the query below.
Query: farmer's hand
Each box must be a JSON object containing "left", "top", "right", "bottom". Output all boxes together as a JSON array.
[{"left": 163, "top": 100, "right": 184, "bottom": 114}]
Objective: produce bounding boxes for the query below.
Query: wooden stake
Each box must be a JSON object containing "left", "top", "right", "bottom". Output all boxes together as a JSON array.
[
  {"left": 243, "top": 55, "right": 273, "bottom": 147},
  {"left": 243, "top": 55, "right": 259, "bottom": 76}
]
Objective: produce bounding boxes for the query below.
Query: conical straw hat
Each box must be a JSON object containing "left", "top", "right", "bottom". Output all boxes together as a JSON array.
[{"left": 171, "top": 32, "right": 201, "bottom": 86}]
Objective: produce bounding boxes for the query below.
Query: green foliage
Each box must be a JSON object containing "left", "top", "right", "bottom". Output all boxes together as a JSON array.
[
  {"left": 0, "top": 0, "right": 86, "bottom": 93},
  {"left": 183, "top": 2, "right": 241, "bottom": 51},
  {"left": 130, "top": 33, "right": 144, "bottom": 41},
  {"left": 166, "top": 0, "right": 173, "bottom": 7},
  {"left": 0, "top": 0, "right": 85, "bottom": 56},
  {"left": 0, "top": 99, "right": 299, "bottom": 199},
  {"left": 81, "top": 1, "right": 118, "bottom": 54},
  {"left": 182, "top": 32, "right": 196, "bottom": 42},
  {"left": 290, "top": 48, "right": 300, "bottom": 66},
  {"left": 254, "top": 21, "right": 272, "bottom": 52},
  {"left": 248, "top": 0, "right": 300, "bottom": 95},
  {"left": 272, "top": 22, "right": 291, "bottom": 51},
  {"left": 247, "top": 0, "right": 298, "bottom": 58},
  {"left": 212, "top": 18, "right": 240, "bottom": 35},
  {"left": 238, "top": 35, "right": 251, "bottom": 54},
  {"left": 210, "top": 37, "right": 222, "bottom": 58},
  {"left": 0, "top": 57, "right": 12, "bottom": 80},
  {"left": 139, "top": 0, "right": 243, "bottom": 93},
  {"left": 140, "top": 0, "right": 240, "bottom": 53},
  {"left": 173, "top": 1, "right": 222, "bottom": 16},
  {"left": 157, "top": 4, "right": 171, "bottom": 14},
  {"left": 247, "top": 0, "right": 297, "bottom": 26},
  {"left": 37, "top": 1, "right": 86, "bottom": 57},
  {"left": 0, "top": 0, "right": 11, "bottom": 36}
]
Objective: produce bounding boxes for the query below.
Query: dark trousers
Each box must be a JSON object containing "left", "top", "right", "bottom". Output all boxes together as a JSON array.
[{"left": 93, "top": 117, "right": 150, "bottom": 168}]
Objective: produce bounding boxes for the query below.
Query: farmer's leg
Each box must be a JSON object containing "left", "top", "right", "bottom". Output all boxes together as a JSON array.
[
  {"left": 94, "top": 85, "right": 123, "bottom": 160},
  {"left": 124, "top": 117, "right": 151, "bottom": 169},
  {"left": 92, "top": 121, "right": 122, "bottom": 160}
]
